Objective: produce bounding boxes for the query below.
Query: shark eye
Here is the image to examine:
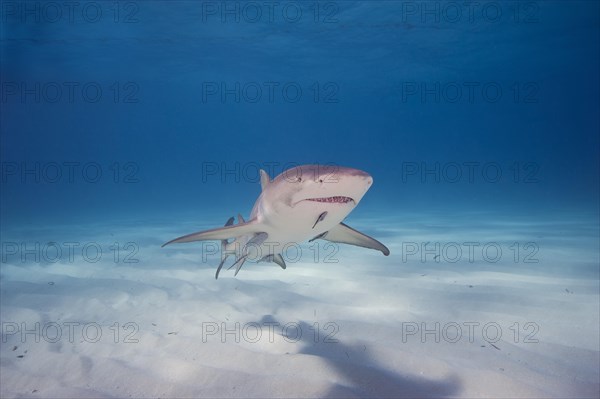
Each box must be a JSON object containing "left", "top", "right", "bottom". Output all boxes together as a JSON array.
[
  {"left": 319, "top": 179, "right": 323, "bottom": 183},
  {"left": 297, "top": 177, "right": 302, "bottom": 182}
]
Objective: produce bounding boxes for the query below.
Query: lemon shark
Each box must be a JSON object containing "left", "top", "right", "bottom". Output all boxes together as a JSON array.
[{"left": 163, "top": 165, "right": 389, "bottom": 278}]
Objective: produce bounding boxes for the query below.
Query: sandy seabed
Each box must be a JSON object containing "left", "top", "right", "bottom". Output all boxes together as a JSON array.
[{"left": 1, "top": 212, "right": 599, "bottom": 398}]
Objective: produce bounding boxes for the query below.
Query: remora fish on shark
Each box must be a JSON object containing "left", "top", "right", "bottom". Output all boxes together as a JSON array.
[{"left": 163, "top": 164, "right": 389, "bottom": 279}]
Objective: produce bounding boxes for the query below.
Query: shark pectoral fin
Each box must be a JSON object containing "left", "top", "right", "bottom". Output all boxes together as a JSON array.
[
  {"left": 162, "top": 218, "right": 260, "bottom": 247},
  {"left": 321, "top": 222, "right": 390, "bottom": 256},
  {"left": 309, "top": 232, "right": 327, "bottom": 242}
]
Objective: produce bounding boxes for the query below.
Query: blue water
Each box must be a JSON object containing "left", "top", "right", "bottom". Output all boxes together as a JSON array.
[
  {"left": 2, "top": 0, "right": 598, "bottom": 226},
  {"left": 1, "top": 1, "right": 599, "bottom": 397}
]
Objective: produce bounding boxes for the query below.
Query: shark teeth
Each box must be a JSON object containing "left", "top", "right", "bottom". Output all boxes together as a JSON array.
[{"left": 306, "top": 196, "right": 353, "bottom": 204}]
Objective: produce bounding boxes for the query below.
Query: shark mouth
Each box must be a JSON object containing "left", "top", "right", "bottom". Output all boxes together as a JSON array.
[{"left": 305, "top": 196, "right": 354, "bottom": 204}]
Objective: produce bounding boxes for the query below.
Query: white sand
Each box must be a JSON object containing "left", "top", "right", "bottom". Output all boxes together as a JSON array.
[{"left": 1, "top": 213, "right": 598, "bottom": 398}]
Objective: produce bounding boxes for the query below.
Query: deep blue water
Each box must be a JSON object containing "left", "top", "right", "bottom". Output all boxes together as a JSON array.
[
  {"left": 2, "top": 0, "right": 598, "bottom": 229},
  {"left": 1, "top": 2, "right": 600, "bottom": 397}
]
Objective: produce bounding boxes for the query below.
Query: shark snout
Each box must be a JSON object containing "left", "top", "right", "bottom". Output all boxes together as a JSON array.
[
  {"left": 333, "top": 168, "right": 373, "bottom": 203},
  {"left": 344, "top": 168, "right": 373, "bottom": 189},
  {"left": 361, "top": 174, "right": 373, "bottom": 194}
]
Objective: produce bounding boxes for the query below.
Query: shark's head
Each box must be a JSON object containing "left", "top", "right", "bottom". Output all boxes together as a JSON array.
[
  {"left": 263, "top": 165, "right": 373, "bottom": 228},
  {"left": 280, "top": 164, "right": 372, "bottom": 207}
]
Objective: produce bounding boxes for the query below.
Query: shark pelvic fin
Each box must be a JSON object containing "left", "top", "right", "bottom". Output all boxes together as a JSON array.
[
  {"left": 273, "top": 253, "right": 286, "bottom": 269},
  {"left": 215, "top": 256, "right": 228, "bottom": 279},
  {"left": 259, "top": 254, "right": 286, "bottom": 269},
  {"left": 259, "top": 253, "right": 287, "bottom": 270},
  {"left": 231, "top": 255, "right": 248, "bottom": 276},
  {"left": 221, "top": 232, "right": 269, "bottom": 278},
  {"left": 244, "top": 232, "right": 269, "bottom": 250},
  {"left": 215, "top": 217, "right": 235, "bottom": 279}
]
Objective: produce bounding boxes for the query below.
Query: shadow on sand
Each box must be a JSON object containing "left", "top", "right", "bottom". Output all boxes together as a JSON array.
[{"left": 259, "top": 315, "right": 461, "bottom": 398}]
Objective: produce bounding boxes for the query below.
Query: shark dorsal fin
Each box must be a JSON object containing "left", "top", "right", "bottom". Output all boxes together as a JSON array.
[{"left": 260, "top": 169, "right": 271, "bottom": 191}]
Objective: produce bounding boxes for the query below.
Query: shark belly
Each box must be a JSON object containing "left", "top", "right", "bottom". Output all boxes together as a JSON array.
[{"left": 252, "top": 202, "right": 353, "bottom": 258}]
